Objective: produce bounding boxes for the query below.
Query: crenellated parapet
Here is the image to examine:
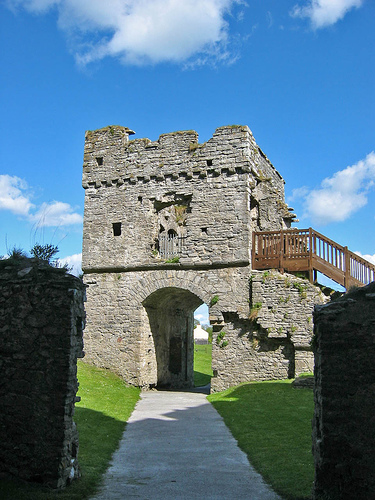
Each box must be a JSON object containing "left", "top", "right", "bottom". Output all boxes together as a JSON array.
[{"left": 82, "top": 125, "right": 285, "bottom": 189}]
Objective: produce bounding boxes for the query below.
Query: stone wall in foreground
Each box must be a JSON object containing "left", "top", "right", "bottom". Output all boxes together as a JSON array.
[
  {"left": 312, "top": 282, "right": 375, "bottom": 500},
  {"left": 0, "top": 257, "right": 85, "bottom": 489}
]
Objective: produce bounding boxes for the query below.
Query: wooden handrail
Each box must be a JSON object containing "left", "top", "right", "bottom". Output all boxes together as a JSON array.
[{"left": 252, "top": 228, "right": 375, "bottom": 289}]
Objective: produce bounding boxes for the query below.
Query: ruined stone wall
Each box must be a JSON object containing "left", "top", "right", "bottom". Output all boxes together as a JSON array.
[
  {"left": 312, "top": 282, "right": 375, "bottom": 500},
  {"left": 251, "top": 270, "right": 328, "bottom": 375},
  {"left": 210, "top": 270, "right": 327, "bottom": 392},
  {"left": 0, "top": 258, "right": 85, "bottom": 488}
]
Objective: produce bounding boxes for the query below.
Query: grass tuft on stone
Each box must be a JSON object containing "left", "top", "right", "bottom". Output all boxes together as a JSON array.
[
  {"left": 208, "top": 380, "right": 315, "bottom": 500},
  {"left": 0, "top": 361, "right": 140, "bottom": 500}
]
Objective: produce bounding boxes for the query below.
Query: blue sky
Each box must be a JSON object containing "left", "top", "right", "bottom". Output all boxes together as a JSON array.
[{"left": 1, "top": 0, "right": 374, "bottom": 301}]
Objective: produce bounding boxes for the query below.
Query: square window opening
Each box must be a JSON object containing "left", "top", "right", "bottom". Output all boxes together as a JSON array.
[
  {"left": 113, "top": 222, "right": 121, "bottom": 236},
  {"left": 96, "top": 157, "right": 103, "bottom": 166}
]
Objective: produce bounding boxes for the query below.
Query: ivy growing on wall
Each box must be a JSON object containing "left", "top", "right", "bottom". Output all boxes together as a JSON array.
[{"left": 216, "top": 330, "right": 228, "bottom": 348}]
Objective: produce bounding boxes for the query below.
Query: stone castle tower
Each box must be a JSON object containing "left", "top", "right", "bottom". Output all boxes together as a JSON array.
[{"left": 82, "top": 125, "right": 322, "bottom": 391}]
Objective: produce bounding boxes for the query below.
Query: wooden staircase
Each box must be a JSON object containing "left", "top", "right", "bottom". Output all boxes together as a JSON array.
[{"left": 252, "top": 228, "right": 375, "bottom": 290}]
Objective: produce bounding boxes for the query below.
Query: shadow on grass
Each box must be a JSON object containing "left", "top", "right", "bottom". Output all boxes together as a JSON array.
[
  {"left": 193, "top": 370, "right": 212, "bottom": 387},
  {"left": 208, "top": 381, "right": 315, "bottom": 500},
  {"left": 0, "top": 407, "right": 126, "bottom": 500}
]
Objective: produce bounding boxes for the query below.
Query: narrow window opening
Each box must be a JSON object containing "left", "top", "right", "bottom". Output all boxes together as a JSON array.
[
  {"left": 138, "top": 196, "right": 143, "bottom": 203},
  {"left": 201, "top": 227, "right": 208, "bottom": 234},
  {"left": 206, "top": 159, "right": 213, "bottom": 167},
  {"left": 113, "top": 222, "right": 121, "bottom": 236},
  {"left": 96, "top": 157, "right": 103, "bottom": 166}
]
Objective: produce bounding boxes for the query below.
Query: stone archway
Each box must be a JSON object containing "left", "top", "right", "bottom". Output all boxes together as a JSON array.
[{"left": 142, "top": 287, "right": 203, "bottom": 389}]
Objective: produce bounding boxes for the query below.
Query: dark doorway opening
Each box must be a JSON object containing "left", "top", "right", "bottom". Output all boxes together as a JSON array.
[{"left": 143, "top": 287, "right": 203, "bottom": 389}]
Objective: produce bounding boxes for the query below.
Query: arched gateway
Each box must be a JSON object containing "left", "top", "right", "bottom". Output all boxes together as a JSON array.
[
  {"left": 82, "top": 125, "right": 325, "bottom": 392},
  {"left": 143, "top": 287, "right": 202, "bottom": 388}
]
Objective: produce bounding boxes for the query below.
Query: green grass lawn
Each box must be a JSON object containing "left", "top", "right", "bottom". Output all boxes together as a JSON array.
[
  {"left": 194, "top": 343, "right": 213, "bottom": 386},
  {"left": 208, "top": 379, "right": 315, "bottom": 500},
  {"left": 0, "top": 361, "right": 140, "bottom": 500}
]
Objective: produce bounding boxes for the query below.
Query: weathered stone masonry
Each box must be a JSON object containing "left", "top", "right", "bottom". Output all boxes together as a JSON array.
[
  {"left": 82, "top": 124, "right": 324, "bottom": 391},
  {"left": 0, "top": 258, "right": 85, "bottom": 488},
  {"left": 312, "top": 282, "right": 375, "bottom": 500},
  {"left": 211, "top": 270, "right": 327, "bottom": 392}
]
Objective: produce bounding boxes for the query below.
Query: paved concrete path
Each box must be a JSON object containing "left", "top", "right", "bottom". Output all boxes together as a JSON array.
[{"left": 90, "top": 390, "right": 282, "bottom": 500}]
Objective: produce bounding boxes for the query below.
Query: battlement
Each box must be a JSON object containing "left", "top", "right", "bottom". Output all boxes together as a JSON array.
[{"left": 82, "top": 125, "right": 283, "bottom": 188}]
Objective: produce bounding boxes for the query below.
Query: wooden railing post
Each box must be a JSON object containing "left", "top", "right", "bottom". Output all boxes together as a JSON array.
[
  {"left": 279, "top": 230, "right": 284, "bottom": 273},
  {"left": 308, "top": 228, "right": 313, "bottom": 283},
  {"left": 252, "top": 231, "right": 256, "bottom": 269},
  {"left": 344, "top": 246, "right": 350, "bottom": 289}
]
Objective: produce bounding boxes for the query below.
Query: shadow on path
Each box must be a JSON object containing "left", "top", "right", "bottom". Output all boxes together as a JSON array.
[{"left": 90, "top": 390, "right": 281, "bottom": 500}]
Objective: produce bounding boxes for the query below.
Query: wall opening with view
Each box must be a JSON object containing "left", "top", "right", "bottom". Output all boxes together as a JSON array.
[{"left": 193, "top": 303, "right": 213, "bottom": 389}]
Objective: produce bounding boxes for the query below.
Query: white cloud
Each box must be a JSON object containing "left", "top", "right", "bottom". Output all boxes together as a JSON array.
[
  {"left": 294, "top": 152, "right": 375, "bottom": 225},
  {"left": 266, "top": 11, "right": 273, "bottom": 28},
  {"left": 354, "top": 251, "right": 375, "bottom": 266},
  {"left": 58, "top": 252, "right": 82, "bottom": 276},
  {"left": 0, "top": 174, "right": 82, "bottom": 227},
  {"left": 0, "top": 175, "right": 35, "bottom": 216},
  {"left": 291, "top": 0, "right": 363, "bottom": 29},
  {"left": 290, "top": 186, "right": 309, "bottom": 201},
  {"left": 194, "top": 304, "right": 209, "bottom": 325},
  {"left": 7, "top": 0, "right": 244, "bottom": 66},
  {"left": 30, "top": 201, "right": 83, "bottom": 227}
]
